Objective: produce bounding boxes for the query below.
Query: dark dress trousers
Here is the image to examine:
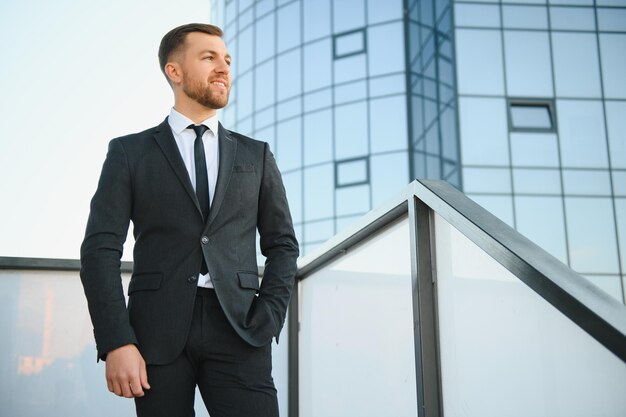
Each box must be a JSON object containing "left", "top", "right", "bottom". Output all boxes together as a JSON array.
[{"left": 80, "top": 117, "right": 299, "bottom": 367}]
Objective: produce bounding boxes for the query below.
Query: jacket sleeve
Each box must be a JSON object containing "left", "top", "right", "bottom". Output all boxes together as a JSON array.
[
  {"left": 256, "top": 142, "right": 299, "bottom": 341},
  {"left": 80, "top": 138, "right": 137, "bottom": 361}
]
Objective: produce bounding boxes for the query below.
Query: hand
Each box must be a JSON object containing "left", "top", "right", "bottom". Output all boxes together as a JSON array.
[{"left": 105, "top": 344, "right": 151, "bottom": 398}]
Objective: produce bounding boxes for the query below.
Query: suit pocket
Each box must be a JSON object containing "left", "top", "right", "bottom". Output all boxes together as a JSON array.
[
  {"left": 237, "top": 271, "right": 260, "bottom": 291},
  {"left": 233, "top": 163, "right": 255, "bottom": 173},
  {"left": 128, "top": 272, "right": 163, "bottom": 294}
]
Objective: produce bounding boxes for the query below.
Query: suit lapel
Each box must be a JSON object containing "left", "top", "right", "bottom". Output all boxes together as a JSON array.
[
  {"left": 206, "top": 123, "right": 236, "bottom": 229},
  {"left": 153, "top": 117, "right": 203, "bottom": 218}
]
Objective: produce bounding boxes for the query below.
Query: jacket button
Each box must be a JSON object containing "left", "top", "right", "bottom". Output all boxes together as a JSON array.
[
  {"left": 187, "top": 275, "right": 197, "bottom": 283},
  {"left": 201, "top": 236, "right": 209, "bottom": 244}
]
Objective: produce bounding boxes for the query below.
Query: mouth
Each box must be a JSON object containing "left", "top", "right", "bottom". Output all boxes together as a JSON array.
[{"left": 210, "top": 80, "right": 228, "bottom": 89}]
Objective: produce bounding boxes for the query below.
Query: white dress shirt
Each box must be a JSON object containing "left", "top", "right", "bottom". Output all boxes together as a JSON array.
[{"left": 168, "top": 107, "right": 220, "bottom": 288}]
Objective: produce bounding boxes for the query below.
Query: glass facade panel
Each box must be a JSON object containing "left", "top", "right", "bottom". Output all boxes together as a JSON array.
[
  {"left": 367, "top": 0, "right": 403, "bottom": 24},
  {"left": 333, "top": 0, "right": 366, "bottom": 34},
  {"left": 303, "top": 219, "right": 335, "bottom": 244},
  {"left": 237, "top": 71, "right": 253, "bottom": 120},
  {"left": 304, "top": 88, "right": 332, "bottom": 113},
  {"left": 277, "top": 97, "right": 301, "bottom": 121},
  {"left": 504, "top": 31, "right": 553, "bottom": 97},
  {"left": 615, "top": 198, "right": 626, "bottom": 276},
  {"left": 459, "top": 97, "right": 509, "bottom": 166},
  {"left": 303, "top": 0, "right": 331, "bottom": 42},
  {"left": 550, "top": 0, "right": 593, "bottom": 4},
  {"left": 238, "top": 26, "right": 253, "bottom": 75},
  {"left": 255, "top": 13, "right": 275, "bottom": 64},
  {"left": 463, "top": 168, "right": 512, "bottom": 193},
  {"left": 304, "top": 39, "right": 332, "bottom": 92},
  {"left": 277, "top": 49, "right": 301, "bottom": 101},
  {"left": 597, "top": 8, "right": 626, "bottom": 32},
  {"left": 336, "top": 158, "right": 369, "bottom": 187},
  {"left": 515, "top": 196, "right": 568, "bottom": 262},
  {"left": 370, "top": 96, "right": 408, "bottom": 153},
  {"left": 304, "top": 164, "right": 334, "bottom": 221},
  {"left": 254, "top": 60, "right": 275, "bottom": 111},
  {"left": 454, "top": 4, "right": 501, "bottom": 28},
  {"left": 562, "top": 169, "right": 612, "bottom": 196},
  {"left": 557, "top": 100, "right": 608, "bottom": 168},
  {"left": 368, "top": 23, "right": 405, "bottom": 77},
  {"left": 370, "top": 153, "right": 409, "bottom": 206},
  {"left": 614, "top": 171, "right": 626, "bottom": 196},
  {"left": 455, "top": 29, "right": 505, "bottom": 95},
  {"left": 336, "top": 184, "right": 370, "bottom": 216},
  {"left": 552, "top": 32, "right": 602, "bottom": 98},
  {"left": 282, "top": 170, "right": 303, "bottom": 224},
  {"left": 369, "top": 74, "right": 406, "bottom": 98},
  {"left": 434, "top": 213, "right": 626, "bottom": 417},
  {"left": 334, "top": 30, "right": 366, "bottom": 58},
  {"left": 584, "top": 275, "right": 624, "bottom": 303},
  {"left": 599, "top": 34, "right": 626, "bottom": 99},
  {"left": 299, "top": 218, "right": 417, "bottom": 417},
  {"left": 549, "top": 7, "right": 596, "bottom": 31},
  {"left": 502, "top": 5, "right": 548, "bottom": 29},
  {"left": 513, "top": 168, "right": 561, "bottom": 194},
  {"left": 334, "top": 80, "right": 367, "bottom": 105},
  {"left": 334, "top": 53, "right": 367, "bottom": 84},
  {"left": 511, "top": 133, "right": 560, "bottom": 167},
  {"left": 565, "top": 197, "right": 620, "bottom": 274},
  {"left": 510, "top": 104, "right": 553, "bottom": 129},
  {"left": 277, "top": 1, "right": 301, "bottom": 53},
  {"left": 304, "top": 109, "right": 333, "bottom": 166},
  {"left": 276, "top": 117, "right": 302, "bottom": 172},
  {"left": 605, "top": 101, "right": 626, "bottom": 168},
  {"left": 334, "top": 101, "right": 368, "bottom": 160}
]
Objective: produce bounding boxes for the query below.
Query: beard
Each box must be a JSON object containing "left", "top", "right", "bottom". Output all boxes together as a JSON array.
[{"left": 182, "top": 74, "right": 230, "bottom": 109}]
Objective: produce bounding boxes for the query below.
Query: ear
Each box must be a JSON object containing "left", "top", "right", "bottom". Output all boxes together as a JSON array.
[{"left": 165, "top": 62, "right": 182, "bottom": 85}]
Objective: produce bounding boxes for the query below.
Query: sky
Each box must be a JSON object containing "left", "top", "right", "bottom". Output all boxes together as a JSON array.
[{"left": 0, "top": 0, "right": 212, "bottom": 260}]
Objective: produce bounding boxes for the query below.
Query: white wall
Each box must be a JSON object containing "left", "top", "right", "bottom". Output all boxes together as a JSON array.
[{"left": 0, "top": 0, "right": 212, "bottom": 260}]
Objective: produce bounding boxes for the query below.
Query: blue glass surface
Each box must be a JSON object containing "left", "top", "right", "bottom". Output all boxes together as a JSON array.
[
  {"left": 468, "top": 195, "right": 515, "bottom": 227},
  {"left": 238, "top": 6, "right": 253, "bottom": 30},
  {"left": 238, "top": 26, "right": 254, "bottom": 75},
  {"left": 552, "top": 32, "right": 602, "bottom": 98},
  {"left": 605, "top": 101, "right": 626, "bottom": 168},
  {"left": 334, "top": 101, "right": 368, "bottom": 160},
  {"left": 510, "top": 104, "right": 552, "bottom": 129},
  {"left": 255, "top": 0, "right": 274, "bottom": 17},
  {"left": 557, "top": 100, "right": 609, "bottom": 168},
  {"left": 367, "top": 0, "right": 403, "bottom": 24},
  {"left": 334, "top": 53, "right": 367, "bottom": 84},
  {"left": 563, "top": 169, "right": 612, "bottom": 196},
  {"left": 282, "top": 170, "right": 303, "bottom": 224},
  {"left": 304, "top": 39, "right": 332, "bottom": 92},
  {"left": 370, "top": 95, "right": 408, "bottom": 153},
  {"left": 504, "top": 31, "right": 553, "bottom": 97},
  {"left": 254, "top": 125, "right": 276, "bottom": 153},
  {"left": 615, "top": 198, "right": 626, "bottom": 274},
  {"left": 277, "top": 1, "right": 301, "bottom": 53},
  {"left": 463, "top": 167, "right": 512, "bottom": 193},
  {"left": 237, "top": 71, "right": 254, "bottom": 120},
  {"left": 368, "top": 22, "right": 406, "bottom": 77},
  {"left": 550, "top": 6, "right": 596, "bottom": 30},
  {"left": 515, "top": 196, "right": 568, "bottom": 263},
  {"left": 510, "top": 133, "right": 560, "bottom": 167},
  {"left": 303, "top": 0, "right": 331, "bottom": 42},
  {"left": 277, "top": 49, "right": 301, "bottom": 101},
  {"left": 371, "top": 153, "right": 409, "bottom": 206},
  {"left": 304, "top": 164, "right": 335, "bottom": 221},
  {"left": 597, "top": 8, "right": 626, "bottom": 31},
  {"left": 459, "top": 97, "right": 509, "bottom": 166},
  {"left": 255, "top": 59, "right": 275, "bottom": 111},
  {"left": 303, "top": 219, "right": 335, "bottom": 244},
  {"left": 336, "top": 184, "right": 370, "bottom": 216},
  {"left": 599, "top": 35, "right": 626, "bottom": 99},
  {"left": 334, "top": 30, "right": 365, "bottom": 57},
  {"left": 255, "top": 13, "right": 275, "bottom": 64},
  {"left": 565, "top": 197, "right": 620, "bottom": 274},
  {"left": 513, "top": 168, "right": 562, "bottom": 194},
  {"left": 304, "top": 109, "right": 333, "bottom": 166},
  {"left": 304, "top": 88, "right": 332, "bottom": 113},
  {"left": 333, "top": 0, "right": 366, "bottom": 33},
  {"left": 276, "top": 117, "right": 302, "bottom": 172},
  {"left": 613, "top": 171, "right": 626, "bottom": 197},
  {"left": 369, "top": 74, "right": 406, "bottom": 98},
  {"left": 502, "top": 5, "right": 548, "bottom": 29},
  {"left": 454, "top": 4, "right": 501, "bottom": 28},
  {"left": 334, "top": 80, "right": 367, "bottom": 105},
  {"left": 456, "top": 29, "right": 505, "bottom": 95},
  {"left": 337, "top": 158, "right": 368, "bottom": 186}
]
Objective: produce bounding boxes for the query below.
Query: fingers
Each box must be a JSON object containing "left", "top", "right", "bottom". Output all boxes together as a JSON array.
[{"left": 140, "top": 361, "right": 151, "bottom": 390}]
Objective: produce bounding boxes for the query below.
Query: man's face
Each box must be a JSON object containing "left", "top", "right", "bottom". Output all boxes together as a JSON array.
[{"left": 177, "top": 32, "right": 232, "bottom": 109}]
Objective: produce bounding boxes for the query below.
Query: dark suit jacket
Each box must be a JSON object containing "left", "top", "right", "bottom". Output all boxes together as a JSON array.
[{"left": 80, "top": 117, "right": 299, "bottom": 364}]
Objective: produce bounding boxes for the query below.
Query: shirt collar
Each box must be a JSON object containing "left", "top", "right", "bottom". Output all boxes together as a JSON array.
[{"left": 168, "top": 107, "right": 219, "bottom": 137}]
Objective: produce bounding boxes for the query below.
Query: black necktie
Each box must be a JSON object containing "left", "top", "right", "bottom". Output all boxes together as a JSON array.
[{"left": 189, "top": 124, "right": 210, "bottom": 275}]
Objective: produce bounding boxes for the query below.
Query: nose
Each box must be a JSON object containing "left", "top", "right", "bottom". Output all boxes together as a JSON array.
[{"left": 215, "top": 58, "right": 230, "bottom": 75}]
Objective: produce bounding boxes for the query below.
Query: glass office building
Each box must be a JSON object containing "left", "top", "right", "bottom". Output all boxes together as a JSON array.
[{"left": 210, "top": 0, "right": 626, "bottom": 302}]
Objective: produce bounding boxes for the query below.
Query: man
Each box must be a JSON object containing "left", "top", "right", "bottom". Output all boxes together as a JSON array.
[{"left": 80, "top": 23, "right": 298, "bottom": 417}]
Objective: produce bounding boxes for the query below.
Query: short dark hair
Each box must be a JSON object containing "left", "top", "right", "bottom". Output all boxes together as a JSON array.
[{"left": 158, "top": 23, "right": 224, "bottom": 80}]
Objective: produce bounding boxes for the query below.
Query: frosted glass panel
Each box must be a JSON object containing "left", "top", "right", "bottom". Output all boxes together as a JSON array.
[
  {"left": 0, "top": 269, "right": 288, "bottom": 417},
  {"left": 299, "top": 216, "right": 417, "bottom": 417},
  {"left": 433, "top": 214, "right": 626, "bottom": 417}
]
